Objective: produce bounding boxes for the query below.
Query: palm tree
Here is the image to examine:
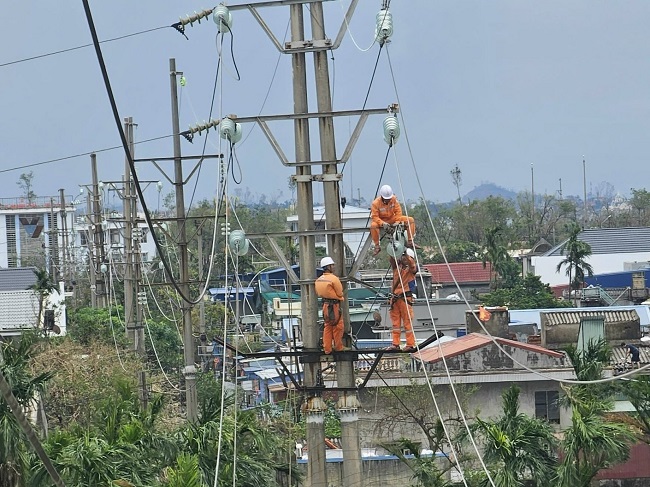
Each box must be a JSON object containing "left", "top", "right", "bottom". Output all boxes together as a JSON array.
[
  {"left": 471, "top": 385, "right": 557, "bottom": 487},
  {"left": 29, "top": 268, "right": 58, "bottom": 331},
  {"left": 557, "top": 339, "right": 635, "bottom": 486},
  {"left": 556, "top": 223, "right": 593, "bottom": 305},
  {"left": 0, "top": 332, "right": 54, "bottom": 486},
  {"left": 482, "top": 226, "right": 513, "bottom": 290}
]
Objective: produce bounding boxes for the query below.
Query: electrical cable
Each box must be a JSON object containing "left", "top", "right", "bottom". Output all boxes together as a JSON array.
[
  {"left": 336, "top": 0, "right": 381, "bottom": 52},
  {"left": 384, "top": 45, "right": 644, "bottom": 385},
  {"left": 392, "top": 151, "right": 494, "bottom": 486},
  {"left": 0, "top": 26, "right": 171, "bottom": 68},
  {"left": 81, "top": 0, "right": 224, "bottom": 307},
  {"left": 0, "top": 134, "right": 173, "bottom": 175}
]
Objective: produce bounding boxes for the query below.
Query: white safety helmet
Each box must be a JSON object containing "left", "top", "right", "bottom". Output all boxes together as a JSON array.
[
  {"left": 379, "top": 184, "right": 393, "bottom": 199},
  {"left": 406, "top": 248, "right": 415, "bottom": 258},
  {"left": 320, "top": 256, "right": 335, "bottom": 268}
]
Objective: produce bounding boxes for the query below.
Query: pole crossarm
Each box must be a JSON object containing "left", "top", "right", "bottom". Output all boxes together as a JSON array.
[
  {"left": 245, "top": 226, "right": 369, "bottom": 239},
  {"left": 134, "top": 154, "right": 222, "bottom": 186}
]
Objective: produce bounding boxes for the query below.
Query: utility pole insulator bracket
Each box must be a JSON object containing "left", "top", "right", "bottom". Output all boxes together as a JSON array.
[
  {"left": 313, "top": 173, "right": 342, "bottom": 182},
  {"left": 284, "top": 38, "right": 332, "bottom": 52}
]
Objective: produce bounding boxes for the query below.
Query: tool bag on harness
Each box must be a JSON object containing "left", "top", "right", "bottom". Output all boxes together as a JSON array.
[{"left": 323, "top": 298, "right": 341, "bottom": 326}]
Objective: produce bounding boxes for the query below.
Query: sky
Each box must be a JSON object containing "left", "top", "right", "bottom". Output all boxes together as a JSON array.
[{"left": 2, "top": 1, "right": 650, "bottom": 210}]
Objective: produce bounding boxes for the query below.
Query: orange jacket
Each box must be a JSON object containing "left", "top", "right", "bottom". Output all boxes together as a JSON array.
[
  {"left": 371, "top": 195, "right": 403, "bottom": 226},
  {"left": 389, "top": 255, "right": 417, "bottom": 295},
  {"left": 315, "top": 271, "right": 344, "bottom": 301}
]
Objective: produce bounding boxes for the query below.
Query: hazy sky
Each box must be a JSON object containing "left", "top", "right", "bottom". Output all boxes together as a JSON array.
[{"left": 2, "top": 1, "right": 650, "bottom": 208}]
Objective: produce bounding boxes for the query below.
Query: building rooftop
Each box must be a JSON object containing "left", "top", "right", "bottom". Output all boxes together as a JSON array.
[
  {"left": 423, "top": 262, "right": 492, "bottom": 285},
  {"left": 414, "top": 332, "right": 564, "bottom": 364},
  {"left": 0, "top": 267, "right": 37, "bottom": 292},
  {"left": 545, "top": 227, "right": 650, "bottom": 256}
]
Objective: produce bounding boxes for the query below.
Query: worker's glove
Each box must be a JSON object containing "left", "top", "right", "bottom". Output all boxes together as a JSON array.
[{"left": 382, "top": 222, "right": 391, "bottom": 230}]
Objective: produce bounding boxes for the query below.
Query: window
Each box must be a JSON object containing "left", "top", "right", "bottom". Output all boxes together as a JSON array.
[
  {"left": 110, "top": 229, "right": 120, "bottom": 245},
  {"left": 535, "top": 390, "right": 560, "bottom": 423},
  {"left": 79, "top": 231, "right": 88, "bottom": 247}
]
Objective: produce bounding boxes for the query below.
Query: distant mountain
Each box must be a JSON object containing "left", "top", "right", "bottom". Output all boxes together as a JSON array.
[{"left": 463, "top": 183, "right": 518, "bottom": 202}]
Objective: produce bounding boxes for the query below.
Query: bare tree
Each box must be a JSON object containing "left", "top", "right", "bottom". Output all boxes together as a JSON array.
[
  {"left": 17, "top": 171, "right": 36, "bottom": 204},
  {"left": 450, "top": 164, "right": 462, "bottom": 203}
]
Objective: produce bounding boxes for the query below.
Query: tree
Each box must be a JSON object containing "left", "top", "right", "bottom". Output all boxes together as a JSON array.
[
  {"left": 471, "top": 385, "right": 557, "bottom": 487},
  {"left": 450, "top": 164, "right": 462, "bottom": 203},
  {"left": 482, "top": 226, "right": 517, "bottom": 290},
  {"left": 30, "top": 268, "right": 58, "bottom": 331},
  {"left": 629, "top": 188, "right": 650, "bottom": 225},
  {"left": 557, "top": 339, "right": 635, "bottom": 486},
  {"left": 0, "top": 332, "right": 53, "bottom": 486},
  {"left": 17, "top": 171, "right": 36, "bottom": 204},
  {"left": 481, "top": 274, "right": 570, "bottom": 309},
  {"left": 555, "top": 223, "right": 593, "bottom": 304}
]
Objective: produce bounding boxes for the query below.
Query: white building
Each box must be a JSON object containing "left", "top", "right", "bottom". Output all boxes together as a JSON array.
[
  {"left": 287, "top": 204, "right": 370, "bottom": 266},
  {"left": 0, "top": 196, "right": 76, "bottom": 270},
  {"left": 531, "top": 227, "right": 650, "bottom": 286}
]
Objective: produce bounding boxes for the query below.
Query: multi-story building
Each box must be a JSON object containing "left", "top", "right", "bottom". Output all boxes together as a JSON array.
[{"left": 0, "top": 196, "right": 76, "bottom": 271}]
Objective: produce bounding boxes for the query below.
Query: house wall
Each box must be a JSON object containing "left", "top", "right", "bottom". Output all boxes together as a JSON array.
[
  {"left": 532, "top": 252, "right": 650, "bottom": 286},
  {"left": 0, "top": 216, "right": 6, "bottom": 267},
  {"left": 423, "top": 344, "right": 566, "bottom": 373},
  {"left": 541, "top": 317, "right": 640, "bottom": 350}
]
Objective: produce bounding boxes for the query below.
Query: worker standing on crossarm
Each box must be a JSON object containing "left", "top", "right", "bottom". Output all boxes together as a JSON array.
[
  {"left": 386, "top": 249, "right": 417, "bottom": 353},
  {"left": 315, "top": 256, "right": 345, "bottom": 354},
  {"left": 370, "top": 184, "right": 416, "bottom": 256}
]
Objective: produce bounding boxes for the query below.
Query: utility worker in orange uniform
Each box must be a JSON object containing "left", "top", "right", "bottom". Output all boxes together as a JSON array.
[
  {"left": 370, "top": 184, "right": 416, "bottom": 256},
  {"left": 385, "top": 248, "right": 418, "bottom": 353},
  {"left": 315, "top": 256, "right": 346, "bottom": 354}
]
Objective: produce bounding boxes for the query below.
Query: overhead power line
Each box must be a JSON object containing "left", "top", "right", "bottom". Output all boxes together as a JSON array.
[
  {"left": 0, "top": 26, "right": 171, "bottom": 68},
  {"left": 0, "top": 134, "right": 173, "bottom": 175}
]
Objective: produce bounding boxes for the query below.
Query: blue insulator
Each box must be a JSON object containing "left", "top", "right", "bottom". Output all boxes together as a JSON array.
[
  {"left": 213, "top": 4, "right": 232, "bottom": 33},
  {"left": 375, "top": 9, "right": 393, "bottom": 44},
  {"left": 383, "top": 115, "right": 400, "bottom": 145},
  {"left": 220, "top": 117, "right": 243, "bottom": 144}
]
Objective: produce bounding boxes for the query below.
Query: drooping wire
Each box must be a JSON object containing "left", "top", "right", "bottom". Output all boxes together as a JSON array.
[
  {"left": 186, "top": 33, "right": 223, "bottom": 213},
  {"left": 392, "top": 151, "right": 492, "bottom": 486},
  {"left": 230, "top": 143, "right": 242, "bottom": 185},
  {"left": 81, "top": 0, "right": 222, "bottom": 306}
]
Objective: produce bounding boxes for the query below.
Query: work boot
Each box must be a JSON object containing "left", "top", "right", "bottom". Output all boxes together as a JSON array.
[
  {"left": 402, "top": 346, "right": 418, "bottom": 353},
  {"left": 385, "top": 345, "right": 401, "bottom": 352}
]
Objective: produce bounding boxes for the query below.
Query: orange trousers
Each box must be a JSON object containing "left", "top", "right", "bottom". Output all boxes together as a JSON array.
[
  {"left": 323, "top": 318, "right": 344, "bottom": 354},
  {"left": 370, "top": 215, "right": 415, "bottom": 246},
  {"left": 389, "top": 296, "right": 416, "bottom": 347}
]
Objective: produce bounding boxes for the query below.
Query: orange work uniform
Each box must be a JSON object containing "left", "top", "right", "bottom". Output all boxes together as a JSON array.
[
  {"left": 315, "top": 271, "right": 345, "bottom": 354},
  {"left": 370, "top": 195, "right": 416, "bottom": 246},
  {"left": 388, "top": 254, "right": 417, "bottom": 348}
]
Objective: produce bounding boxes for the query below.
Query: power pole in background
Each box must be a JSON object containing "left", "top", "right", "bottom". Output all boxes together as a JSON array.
[
  {"left": 91, "top": 153, "right": 107, "bottom": 308},
  {"left": 124, "top": 117, "right": 136, "bottom": 344},
  {"left": 59, "top": 188, "right": 68, "bottom": 289},
  {"left": 170, "top": 58, "right": 198, "bottom": 421}
]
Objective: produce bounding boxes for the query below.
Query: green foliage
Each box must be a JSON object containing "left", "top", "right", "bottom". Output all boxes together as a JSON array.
[
  {"left": 17, "top": 171, "right": 36, "bottom": 203},
  {"left": 470, "top": 385, "right": 558, "bottom": 487},
  {"left": 556, "top": 223, "right": 594, "bottom": 299},
  {"left": 557, "top": 339, "right": 635, "bottom": 486},
  {"left": 382, "top": 438, "right": 453, "bottom": 487},
  {"left": 164, "top": 453, "right": 203, "bottom": 487},
  {"left": 481, "top": 274, "right": 570, "bottom": 309},
  {"left": 0, "top": 332, "right": 53, "bottom": 486},
  {"left": 67, "top": 307, "right": 130, "bottom": 348}
]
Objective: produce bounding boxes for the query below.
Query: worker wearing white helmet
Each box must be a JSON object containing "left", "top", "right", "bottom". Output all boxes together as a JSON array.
[
  {"left": 370, "top": 184, "right": 416, "bottom": 256},
  {"left": 386, "top": 247, "right": 418, "bottom": 353},
  {"left": 315, "top": 256, "right": 345, "bottom": 354}
]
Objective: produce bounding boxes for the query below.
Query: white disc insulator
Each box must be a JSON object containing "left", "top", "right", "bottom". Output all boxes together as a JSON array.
[
  {"left": 213, "top": 5, "right": 233, "bottom": 33},
  {"left": 383, "top": 116, "right": 400, "bottom": 145},
  {"left": 375, "top": 9, "right": 393, "bottom": 43}
]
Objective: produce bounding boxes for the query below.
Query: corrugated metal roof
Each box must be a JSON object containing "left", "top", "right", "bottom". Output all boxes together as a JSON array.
[
  {"left": 0, "top": 267, "right": 37, "bottom": 292},
  {"left": 611, "top": 344, "right": 650, "bottom": 365},
  {"left": 545, "top": 227, "right": 650, "bottom": 256},
  {"left": 423, "top": 262, "right": 493, "bottom": 284},
  {"left": 542, "top": 310, "right": 639, "bottom": 326},
  {"left": 414, "top": 332, "right": 563, "bottom": 364}
]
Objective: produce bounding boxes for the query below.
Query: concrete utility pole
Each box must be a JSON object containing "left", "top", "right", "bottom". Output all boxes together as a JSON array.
[
  {"left": 59, "top": 189, "right": 68, "bottom": 288},
  {"left": 124, "top": 117, "right": 136, "bottom": 344},
  {"left": 170, "top": 58, "right": 198, "bottom": 421},
  {"left": 289, "top": 5, "right": 327, "bottom": 486},
  {"left": 86, "top": 181, "right": 97, "bottom": 308},
  {"left": 91, "top": 153, "right": 107, "bottom": 308},
  {"left": 310, "top": 3, "right": 362, "bottom": 485}
]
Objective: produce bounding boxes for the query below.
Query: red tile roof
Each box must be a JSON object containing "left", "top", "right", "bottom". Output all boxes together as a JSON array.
[
  {"left": 414, "top": 332, "right": 564, "bottom": 363},
  {"left": 423, "top": 262, "right": 493, "bottom": 284}
]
